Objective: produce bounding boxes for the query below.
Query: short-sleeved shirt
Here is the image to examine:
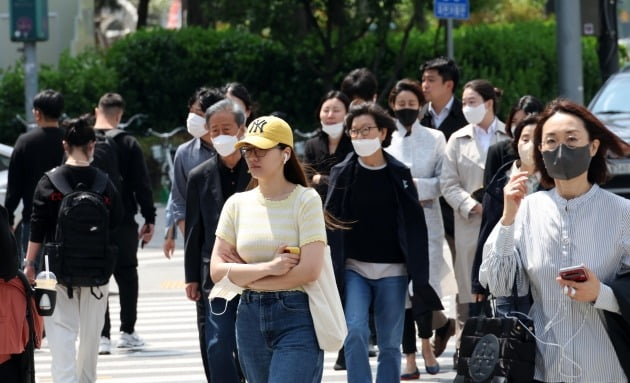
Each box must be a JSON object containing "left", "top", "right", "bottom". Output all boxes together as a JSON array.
[{"left": 215, "top": 185, "right": 327, "bottom": 276}]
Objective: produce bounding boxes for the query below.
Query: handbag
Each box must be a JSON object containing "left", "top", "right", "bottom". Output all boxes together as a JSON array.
[
  {"left": 302, "top": 246, "right": 347, "bottom": 352},
  {"left": 454, "top": 279, "right": 536, "bottom": 382}
]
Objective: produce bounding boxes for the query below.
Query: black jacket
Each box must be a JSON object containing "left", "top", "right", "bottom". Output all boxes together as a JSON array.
[
  {"left": 0, "top": 205, "right": 18, "bottom": 280},
  {"left": 325, "top": 152, "right": 443, "bottom": 317},
  {"left": 184, "top": 156, "right": 250, "bottom": 291},
  {"left": 303, "top": 132, "right": 353, "bottom": 199},
  {"left": 420, "top": 98, "right": 468, "bottom": 142},
  {"left": 483, "top": 140, "right": 516, "bottom": 188},
  {"left": 30, "top": 165, "right": 123, "bottom": 243},
  {"left": 604, "top": 271, "right": 630, "bottom": 377},
  {"left": 471, "top": 161, "right": 546, "bottom": 294},
  {"left": 107, "top": 130, "right": 156, "bottom": 224},
  {"left": 5, "top": 127, "right": 65, "bottom": 226}
]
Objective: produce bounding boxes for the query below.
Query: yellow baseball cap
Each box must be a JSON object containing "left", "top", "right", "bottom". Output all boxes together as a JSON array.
[{"left": 235, "top": 115, "right": 294, "bottom": 149}]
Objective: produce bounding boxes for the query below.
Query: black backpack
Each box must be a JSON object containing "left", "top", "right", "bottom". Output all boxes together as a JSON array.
[
  {"left": 92, "top": 129, "right": 126, "bottom": 193},
  {"left": 45, "top": 167, "right": 116, "bottom": 295}
]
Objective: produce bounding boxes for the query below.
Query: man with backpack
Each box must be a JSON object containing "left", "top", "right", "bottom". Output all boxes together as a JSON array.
[
  {"left": 23, "top": 116, "right": 122, "bottom": 383},
  {"left": 92, "top": 93, "right": 156, "bottom": 354}
]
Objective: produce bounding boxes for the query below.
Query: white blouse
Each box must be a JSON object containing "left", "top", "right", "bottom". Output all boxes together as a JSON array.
[{"left": 479, "top": 184, "right": 629, "bottom": 382}]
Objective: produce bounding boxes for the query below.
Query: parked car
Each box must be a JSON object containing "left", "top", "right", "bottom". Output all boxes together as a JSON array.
[{"left": 588, "top": 69, "right": 630, "bottom": 198}]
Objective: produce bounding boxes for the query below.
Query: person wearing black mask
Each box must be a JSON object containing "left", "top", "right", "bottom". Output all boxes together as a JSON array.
[
  {"left": 480, "top": 99, "right": 630, "bottom": 382},
  {"left": 386, "top": 79, "right": 456, "bottom": 378}
]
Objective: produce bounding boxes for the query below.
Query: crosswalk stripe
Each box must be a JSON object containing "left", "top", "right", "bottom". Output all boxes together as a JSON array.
[{"left": 35, "top": 289, "right": 457, "bottom": 382}]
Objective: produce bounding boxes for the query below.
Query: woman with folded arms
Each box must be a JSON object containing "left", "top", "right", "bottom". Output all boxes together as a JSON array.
[{"left": 210, "top": 116, "right": 328, "bottom": 383}]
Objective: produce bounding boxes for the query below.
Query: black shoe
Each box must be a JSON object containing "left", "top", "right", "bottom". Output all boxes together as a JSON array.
[{"left": 334, "top": 349, "right": 346, "bottom": 370}]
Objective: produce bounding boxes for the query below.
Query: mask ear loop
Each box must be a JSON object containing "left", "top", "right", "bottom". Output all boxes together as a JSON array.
[{"left": 209, "top": 265, "right": 232, "bottom": 316}]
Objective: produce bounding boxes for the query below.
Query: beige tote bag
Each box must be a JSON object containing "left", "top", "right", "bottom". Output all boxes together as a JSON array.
[{"left": 303, "top": 246, "right": 347, "bottom": 352}]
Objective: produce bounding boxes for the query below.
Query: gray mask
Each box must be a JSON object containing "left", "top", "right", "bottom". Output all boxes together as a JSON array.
[{"left": 541, "top": 143, "right": 592, "bottom": 180}]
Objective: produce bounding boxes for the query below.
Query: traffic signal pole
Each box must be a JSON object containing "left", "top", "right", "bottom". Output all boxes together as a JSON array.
[
  {"left": 556, "top": 0, "right": 584, "bottom": 104},
  {"left": 24, "top": 42, "right": 38, "bottom": 128}
]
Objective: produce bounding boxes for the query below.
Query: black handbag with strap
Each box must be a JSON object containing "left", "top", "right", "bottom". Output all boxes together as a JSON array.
[{"left": 454, "top": 279, "right": 536, "bottom": 383}]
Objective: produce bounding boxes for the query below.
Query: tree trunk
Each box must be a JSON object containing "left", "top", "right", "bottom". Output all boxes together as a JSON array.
[{"left": 137, "top": 0, "right": 150, "bottom": 29}]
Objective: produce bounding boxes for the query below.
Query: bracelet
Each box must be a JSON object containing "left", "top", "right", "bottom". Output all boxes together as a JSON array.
[{"left": 24, "top": 259, "right": 36, "bottom": 267}]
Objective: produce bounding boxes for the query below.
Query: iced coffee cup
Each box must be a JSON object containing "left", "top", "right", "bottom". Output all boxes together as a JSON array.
[{"left": 34, "top": 271, "right": 57, "bottom": 316}]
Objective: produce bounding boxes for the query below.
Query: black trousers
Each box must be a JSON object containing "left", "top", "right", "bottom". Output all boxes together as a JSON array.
[
  {"left": 196, "top": 262, "right": 211, "bottom": 382},
  {"left": 0, "top": 356, "right": 20, "bottom": 383},
  {"left": 102, "top": 221, "right": 140, "bottom": 337},
  {"left": 401, "top": 308, "right": 433, "bottom": 354}
]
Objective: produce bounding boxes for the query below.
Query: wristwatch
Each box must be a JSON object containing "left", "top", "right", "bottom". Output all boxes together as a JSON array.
[{"left": 24, "top": 259, "right": 36, "bottom": 267}]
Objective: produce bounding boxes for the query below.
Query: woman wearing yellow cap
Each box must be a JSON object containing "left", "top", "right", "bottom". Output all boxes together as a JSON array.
[{"left": 210, "top": 116, "right": 329, "bottom": 382}]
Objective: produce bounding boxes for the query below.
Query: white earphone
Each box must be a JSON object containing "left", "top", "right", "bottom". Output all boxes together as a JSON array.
[{"left": 283, "top": 153, "right": 289, "bottom": 163}]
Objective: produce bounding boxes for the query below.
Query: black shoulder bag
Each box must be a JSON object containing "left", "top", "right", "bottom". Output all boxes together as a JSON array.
[{"left": 454, "top": 275, "right": 536, "bottom": 383}]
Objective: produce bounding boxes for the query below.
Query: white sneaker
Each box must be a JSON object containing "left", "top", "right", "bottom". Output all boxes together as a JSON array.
[
  {"left": 99, "top": 336, "right": 111, "bottom": 355},
  {"left": 117, "top": 331, "right": 145, "bottom": 349}
]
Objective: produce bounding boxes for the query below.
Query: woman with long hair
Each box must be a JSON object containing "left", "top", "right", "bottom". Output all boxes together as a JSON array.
[
  {"left": 210, "top": 115, "right": 328, "bottom": 382},
  {"left": 304, "top": 90, "right": 353, "bottom": 199},
  {"left": 440, "top": 79, "right": 509, "bottom": 362}
]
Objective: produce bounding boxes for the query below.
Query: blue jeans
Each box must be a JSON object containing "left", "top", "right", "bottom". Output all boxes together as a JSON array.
[
  {"left": 236, "top": 290, "right": 323, "bottom": 383},
  {"left": 205, "top": 295, "right": 241, "bottom": 383},
  {"left": 344, "top": 270, "right": 407, "bottom": 383},
  {"left": 496, "top": 295, "right": 532, "bottom": 317}
]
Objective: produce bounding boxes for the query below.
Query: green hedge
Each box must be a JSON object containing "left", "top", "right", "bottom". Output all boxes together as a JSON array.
[{"left": 0, "top": 19, "right": 603, "bottom": 147}]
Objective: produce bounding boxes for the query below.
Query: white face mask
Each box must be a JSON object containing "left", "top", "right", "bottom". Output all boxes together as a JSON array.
[
  {"left": 211, "top": 134, "right": 238, "bottom": 157},
  {"left": 208, "top": 269, "right": 242, "bottom": 315},
  {"left": 351, "top": 137, "right": 381, "bottom": 157},
  {"left": 186, "top": 113, "right": 207, "bottom": 138},
  {"left": 321, "top": 122, "right": 344, "bottom": 139},
  {"left": 463, "top": 103, "right": 486, "bottom": 125},
  {"left": 518, "top": 141, "right": 534, "bottom": 167}
]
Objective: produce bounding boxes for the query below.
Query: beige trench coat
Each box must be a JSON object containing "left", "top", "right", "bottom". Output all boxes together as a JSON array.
[{"left": 440, "top": 120, "right": 509, "bottom": 303}]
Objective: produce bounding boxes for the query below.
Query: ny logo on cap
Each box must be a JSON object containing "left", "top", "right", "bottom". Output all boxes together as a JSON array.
[{"left": 249, "top": 119, "right": 267, "bottom": 134}]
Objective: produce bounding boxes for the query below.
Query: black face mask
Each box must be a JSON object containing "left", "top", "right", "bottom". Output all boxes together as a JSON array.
[
  {"left": 541, "top": 143, "right": 592, "bottom": 180},
  {"left": 395, "top": 108, "right": 420, "bottom": 127}
]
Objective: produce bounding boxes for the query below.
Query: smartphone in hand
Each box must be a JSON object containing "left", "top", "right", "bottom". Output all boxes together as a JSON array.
[{"left": 559, "top": 264, "right": 588, "bottom": 282}]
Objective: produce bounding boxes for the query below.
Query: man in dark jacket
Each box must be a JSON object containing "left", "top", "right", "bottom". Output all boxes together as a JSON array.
[
  {"left": 419, "top": 57, "right": 467, "bottom": 254},
  {"left": 184, "top": 99, "right": 249, "bottom": 383},
  {"left": 93, "top": 93, "right": 156, "bottom": 354},
  {"left": 5, "top": 90, "right": 65, "bottom": 265}
]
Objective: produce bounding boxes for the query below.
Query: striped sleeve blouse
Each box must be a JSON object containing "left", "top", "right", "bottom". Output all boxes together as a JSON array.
[{"left": 479, "top": 184, "right": 629, "bottom": 382}]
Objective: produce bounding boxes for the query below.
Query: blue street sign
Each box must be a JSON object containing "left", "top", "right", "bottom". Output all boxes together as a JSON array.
[{"left": 434, "top": 0, "right": 470, "bottom": 20}]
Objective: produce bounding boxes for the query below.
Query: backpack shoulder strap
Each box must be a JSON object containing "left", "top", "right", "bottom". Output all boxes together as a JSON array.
[
  {"left": 46, "top": 168, "right": 73, "bottom": 195},
  {"left": 90, "top": 170, "right": 109, "bottom": 195},
  {"left": 105, "top": 128, "right": 127, "bottom": 140}
]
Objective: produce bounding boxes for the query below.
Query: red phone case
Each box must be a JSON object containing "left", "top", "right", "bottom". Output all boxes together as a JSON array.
[{"left": 559, "top": 266, "right": 588, "bottom": 282}]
